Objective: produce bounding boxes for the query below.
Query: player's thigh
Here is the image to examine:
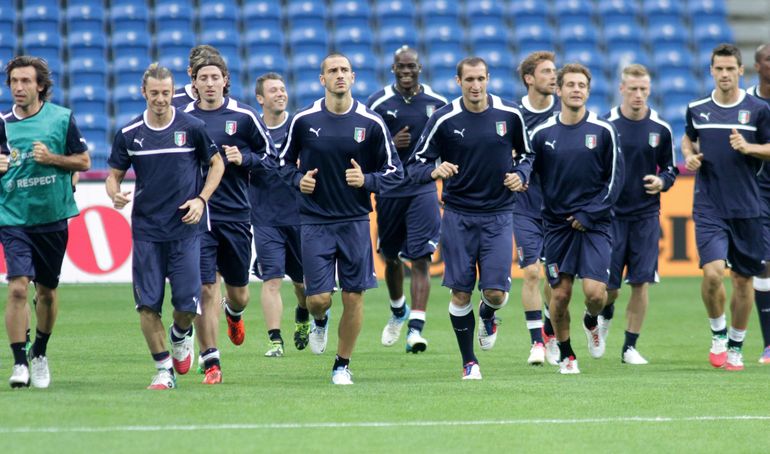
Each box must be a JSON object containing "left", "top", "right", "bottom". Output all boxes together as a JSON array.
[
  {"left": 131, "top": 239, "right": 167, "bottom": 313},
  {"left": 301, "top": 224, "right": 338, "bottom": 296},
  {"left": 167, "top": 236, "right": 203, "bottom": 314},
  {"left": 336, "top": 221, "right": 377, "bottom": 293},
  {"left": 694, "top": 212, "right": 729, "bottom": 268},
  {"left": 402, "top": 191, "right": 441, "bottom": 261},
  {"left": 625, "top": 217, "right": 661, "bottom": 285},
  {"left": 478, "top": 213, "right": 513, "bottom": 292},
  {"left": 513, "top": 213, "right": 545, "bottom": 269},
  {"left": 727, "top": 217, "right": 765, "bottom": 277},
  {"left": 215, "top": 221, "right": 252, "bottom": 287},
  {"left": 440, "top": 210, "right": 480, "bottom": 293},
  {"left": 374, "top": 196, "right": 408, "bottom": 261}
]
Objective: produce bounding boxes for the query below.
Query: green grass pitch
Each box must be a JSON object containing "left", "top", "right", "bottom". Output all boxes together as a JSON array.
[{"left": 1, "top": 277, "right": 769, "bottom": 453}]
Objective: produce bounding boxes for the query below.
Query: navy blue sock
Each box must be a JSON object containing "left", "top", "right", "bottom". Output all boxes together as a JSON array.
[
  {"left": 583, "top": 312, "right": 599, "bottom": 330},
  {"left": 408, "top": 318, "right": 425, "bottom": 332},
  {"left": 391, "top": 301, "right": 407, "bottom": 318},
  {"left": 201, "top": 348, "right": 220, "bottom": 369},
  {"left": 623, "top": 331, "right": 639, "bottom": 352},
  {"left": 31, "top": 329, "right": 50, "bottom": 358},
  {"left": 557, "top": 338, "right": 575, "bottom": 361},
  {"left": 333, "top": 355, "right": 349, "bottom": 370},
  {"left": 525, "top": 310, "right": 544, "bottom": 343},
  {"left": 170, "top": 323, "right": 191, "bottom": 343},
  {"left": 314, "top": 315, "right": 328, "bottom": 328},
  {"left": 543, "top": 310, "right": 555, "bottom": 336},
  {"left": 755, "top": 290, "right": 770, "bottom": 346},
  {"left": 727, "top": 338, "right": 744, "bottom": 349},
  {"left": 11, "top": 342, "right": 27, "bottom": 366},
  {"left": 152, "top": 351, "right": 173, "bottom": 373},
  {"left": 268, "top": 329, "right": 283, "bottom": 343},
  {"left": 479, "top": 301, "right": 496, "bottom": 320},
  {"left": 600, "top": 302, "right": 615, "bottom": 320},
  {"left": 450, "top": 311, "right": 477, "bottom": 365},
  {"left": 295, "top": 306, "right": 309, "bottom": 323},
  {"left": 712, "top": 327, "right": 727, "bottom": 337}
]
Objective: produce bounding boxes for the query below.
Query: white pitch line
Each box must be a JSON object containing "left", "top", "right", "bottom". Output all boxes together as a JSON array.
[{"left": 2, "top": 416, "right": 770, "bottom": 434}]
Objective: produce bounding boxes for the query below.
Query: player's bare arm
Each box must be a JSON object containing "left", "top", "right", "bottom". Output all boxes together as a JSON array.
[
  {"left": 729, "top": 128, "right": 770, "bottom": 158},
  {"left": 32, "top": 141, "right": 91, "bottom": 171},
  {"left": 105, "top": 168, "right": 131, "bottom": 209},
  {"left": 430, "top": 161, "right": 459, "bottom": 180},
  {"left": 180, "top": 152, "right": 224, "bottom": 224},
  {"left": 681, "top": 134, "right": 703, "bottom": 171}
]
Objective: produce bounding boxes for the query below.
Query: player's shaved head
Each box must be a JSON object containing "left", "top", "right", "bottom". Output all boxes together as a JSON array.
[
  {"left": 755, "top": 43, "right": 770, "bottom": 63},
  {"left": 321, "top": 53, "right": 352, "bottom": 73},
  {"left": 393, "top": 45, "right": 419, "bottom": 63}
]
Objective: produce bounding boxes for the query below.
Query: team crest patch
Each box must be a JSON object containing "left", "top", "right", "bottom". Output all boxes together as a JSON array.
[
  {"left": 585, "top": 134, "right": 597, "bottom": 149},
  {"left": 547, "top": 263, "right": 559, "bottom": 279},
  {"left": 426, "top": 105, "right": 435, "bottom": 117},
  {"left": 225, "top": 121, "right": 237, "bottom": 135},
  {"left": 496, "top": 121, "right": 507, "bottom": 136},
  {"left": 174, "top": 131, "right": 187, "bottom": 146},
  {"left": 648, "top": 132, "right": 660, "bottom": 148},
  {"left": 9, "top": 148, "right": 20, "bottom": 167},
  {"left": 354, "top": 127, "right": 366, "bottom": 143},
  {"left": 738, "top": 110, "right": 751, "bottom": 124}
]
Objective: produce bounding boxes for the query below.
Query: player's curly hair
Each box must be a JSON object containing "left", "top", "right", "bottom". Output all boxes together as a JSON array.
[
  {"left": 5, "top": 55, "right": 53, "bottom": 102},
  {"left": 518, "top": 51, "right": 556, "bottom": 88},
  {"left": 557, "top": 63, "right": 592, "bottom": 89},
  {"left": 188, "top": 44, "right": 220, "bottom": 69}
]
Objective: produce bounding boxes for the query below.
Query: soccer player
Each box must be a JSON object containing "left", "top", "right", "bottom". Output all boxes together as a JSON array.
[
  {"left": 252, "top": 72, "right": 308, "bottom": 356},
  {"left": 278, "top": 53, "right": 403, "bottom": 384},
  {"left": 529, "top": 63, "right": 623, "bottom": 375},
  {"left": 106, "top": 63, "right": 224, "bottom": 389},
  {"left": 0, "top": 56, "right": 91, "bottom": 388},
  {"left": 603, "top": 64, "right": 678, "bottom": 364},
  {"left": 366, "top": 46, "right": 447, "bottom": 353},
  {"left": 183, "top": 55, "right": 275, "bottom": 383},
  {"left": 407, "top": 57, "right": 533, "bottom": 379},
  {"left": 682, "top": 44, "right": 770, "bottom": 371},
  {"left": 747, "top": 43, "right": 770, "bottom": 364},
  {"left": 172, "top": 45, "right": 220, "bottom": 108},
  {"left": 515, "top": 51, "right": 560, "bottom": 365}
]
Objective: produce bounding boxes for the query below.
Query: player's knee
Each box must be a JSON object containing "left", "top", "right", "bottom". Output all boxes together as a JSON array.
[
  {"left": 522, "top": 264, "right": 541, "bottom": 284},
  {"left": 606, "top": 289, "right": 619, "bottom": 303},
  {"left": 482, "top": 289, "right": 508, "bottom": 308},
  {"left": 448, "top": 299, "right": 472, "bottom": 317},
  {"left": 410, "top": 257, "right": 431, "bottom": 275},
  {"left": 450, "top": 289, "right": 471, "bottom": 306},
  {"left": 306, "top": 294, "right": 330, "bottom": 313}
]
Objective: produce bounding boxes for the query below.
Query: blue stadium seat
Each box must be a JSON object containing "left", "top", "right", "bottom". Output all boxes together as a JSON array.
[
  {"left": 658, "top": 70, "right": 699, "bottom": 97},
  {"left": 377, "top": 24, "right": 417, "bottom": 54},
  {"left": 287, "top": 1, "right": 327, "bottom": 30},
  {"left": 553, "top": 0, "right": 595, "bottom": 25},
  {"left": 421, "top": 23, "right": 465, "bottom": 54},
  {"left": 506, "top": 0, "right": 549, "bottom": 24},
  {"left": 290, "top": 52, "right": 324, "bottom": 81},
  {"left": 475, "top": 47, "right": 516, "bottom": 74},
  {"left": 22, "top": 32, "right": 61, "bottom": 63},
  {"left": 0, "top": 29, "right": 16, "bottom": 55},
  {"left": 69, "top": 84, "right": 108, "bottom": 117},
  {"left": 66, "top": 4, "right": 104, "bottom": 34},
  {"left": 198, "top": 1, "right": 239, "bottom": 31},
  {"left": 158, "top": 54, "right": 189, "bottom": 83},
  {"left": 351, "top": 73, "right": 377, "bottom": 99},
  {"left": 429, "top": 77, "right": 460, "bottom": 98},
  {"left": 247, "top": 54, "right": 288, "bottom": 79},
  {"left": 331, "top": 0, "right": 371, "bottom": 28},
  {"left": 244, "top": 28, "right": 284, "bottom": 56},
  {"left": 156, "top": 30, "right": 196, "bottom": 57},
  {"left": 333, "top": 26, "right": 374, "bottom": 55},
  {"left": 243, "top": 0, "right": 282, "bottom": 30},
  {"left": 642, "top": 0, "right": 684, "bottom": 22},
  {"left": 608, "top": 45, "right": 651, "bottom": 72},
  {"left": 69, "top": 57, "right": 108, "bottom": 87},
  {"left": 74, "top": 112, "right": 109, "bottom": 140},
  {"left": 113, "top": 83, "right": 146, "bottom": 123},
  {"left": 113, "top": 55, "right": 151, "bottom": 86},
  {"left": 512, "top": 23, "right": 556, "bottom": 51},
  {"left": 692, "top": 18, "right": 733, "bottom": 51},
  {"left": 110, "top": 4, "right": 149, "bottom": 35},
  {"left": 418, "top": 0, "right": 461, "bottom": 26},
  {"left": 374, "top": 0, "right": 415, "bottom": 28},
  {"left": 598, "top": 0, "right": 639, "bottom": 23},
  {"left": 603, "top": 19, "right": 643, "bottom": 47},
  {"left": 0, "top": 46, "right": 13, "bottom": 68},
  {"left": 687, "top": 0, "right": 727, "bottom": 22},
  {"left": 68, "top": 31, "right": 106, "bottom": 61},
  {"left": 465, "top": 0, "right": 505, "bottom": 19},
  {"left": 347, "top": 50, "right": 378, "bottom": 73},
  {"left": 154, "top": 2, "right": 194, "bottom": 32},
  {"left": 647, "top": 20, "right": 689, "bottom": 47},
  {"left": 289, "top": 27, "right": 328, "bottom": 56},
  {"left": 228, "top": 79, "right": 243, "bottom": 101},
  {"left": 200, "top": 29, "right": 240, "bottom": 62},
  {"left": 22, "top": 4, "right": 60, "bottom": 34},
  {"left": 0, "top": 79, "right": 9, "bottom": 105},
  {"left": 652, "top": 47, "right": 694, "bottom": 71},
  {"left": 0, "top": 4, "right": 14, "bottom": 35},
  {"left": 112, "top": 30, "right": 151, "bottom": 61},
  {"left": 559, "top": 23, "right": 599, "bottom": 46},
  {"left": 488, "top": 76, "right": 516, "bottom": 100},
  {"left": 696, "top": 47, "right": 714, "bottom": 73},
  {"left": 564, "top": 47, "right": 607, "bottom": 78},
  {"left": 468, "top": 24, "right": 510, "bottom": 49},
  {"left": 294, "top": 79, "right": 325, "bottom": 109}
]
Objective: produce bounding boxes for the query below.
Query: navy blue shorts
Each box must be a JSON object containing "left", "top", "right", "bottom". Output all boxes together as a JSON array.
[
  {"left": 608, "top": 217, "right": 660, "bottom": 290},
  {"left": 200, "top": 221, "right": 252, "bottom": 287},
  {"left": 253, "top": 224, "right": 303, "bottom": 283},
  {"left": 133, "top": 236, "right": 202, "bottom": 314},
  {"left": 694, "top": 212, "right": 765, "bottom": 277},
  {"left": 0, "top": 226, "right": 68, "bottom": 289},
  {"left": 375, "top": 192, "right": 441, "bottom": 261},
  {"left": 761, "top": 195, "right": 770, "bottom": 262},
  {"left": 513, "top": 213, "right": 545, "bottom": 269},
  {"left": 543, "top": 218, "right": 612, "bottom": 286},
  {"left": 441, "top": 210, "right": 513, "bottom": 293},
  {"left": 301, "top": 221, "right": 377, "bottom": 296}
]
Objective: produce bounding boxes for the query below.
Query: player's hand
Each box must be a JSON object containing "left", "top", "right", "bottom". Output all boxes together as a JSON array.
[
  {"left": 112, "top": 190, "right": 132, "bottom": 209},
  {"left": 393, "top": 126, "right": 411, "bottom": 149},
  {"left": 32, "top": 141, "right": 54, "bottom": 165},
  {"left": 730, "top": 128, "right": 750, "bottom": 154},
  {"left": 567, "top": 215, "right": 586, "bottom": 232},
  {"left": 346, "top": 159, "right": 365, "bottom": 188},
  {"left": 504, "top": 172, "right": 525, "bottom": 192},
  {"left": 430, "top": 161, "right": 459, "bottom": 180},
  {"left": 300, "top": 168, "right": 318, "bottom": 194},
  {"left": 684, "top": 153, "right": 703, "bottom": 171},
  {"left": 224, "top": 145, "right": 243, "bottom": 165},
  {"left": 0, "top": 154, "right": 8, "bottom": 173},
  {"left": 643, "top": 175, "right": 664, "bottom": 194},
  {"left": 179, "top": 197, "right": 205, "bottom": 224}
]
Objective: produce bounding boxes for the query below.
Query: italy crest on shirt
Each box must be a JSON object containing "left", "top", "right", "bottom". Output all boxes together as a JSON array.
[
  {"left": 585, "top": 134, "right": 597, "bottom": 149},
  {"left": 225, "top": 121, "right": 237, "bottom": 135},
  {"left": 496, "top": 121, "right": 507, "bottom": 136},
  {"left": 354, "top": 127, "right": 366, "bottom": 143},
  {"left": 174, "top": 131, "right": 187, "bottom": 146},
  {"left": 738, "top": 110, "right": 751, "bottom": 124},
  {"left": 649, "top": 132, "right": 660, "bottom": 148}
]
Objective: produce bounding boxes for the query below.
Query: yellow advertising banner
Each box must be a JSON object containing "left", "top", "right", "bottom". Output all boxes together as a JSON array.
[{"left": 369, "top": 176, "right": 701, "bottom": 279}]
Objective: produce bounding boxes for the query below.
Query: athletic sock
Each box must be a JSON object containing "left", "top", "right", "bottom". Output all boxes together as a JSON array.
[
  {"left": 583, "top": 312, "right": 599, "bottom": 330},
  {"left": 268, "top": 329, "right": 283, "bottom": 343},
  {"left": 449, "top": 303, "right": 477, "bottom": 365},
  {"left": 543, "top": 304, "right": 555, "bottom": 336},
  {"left": 525, "top": 310, "right": 544, "bottom": 344},
  {"left": 623, "top": 331, "right": 639, "bottom": 352},
  {"left": 333, "top": 355, "right": 349, "bottom": 370},
  {"left": 314, "top": 315, "right": 328, "bottom": 328},
  {"left": 225, "top": 302, "right": 244, "bottom": 322},
  {"left": 557, "top": 338, "right": 576, "bottom": 361},
  {"left": 170, "top": 323, "right": 192, "bottom": 343},
  {"left": 709, "top": 314, "right": 727, "bottom": 336},
  {"left": 755, "top": 290, "right": 770, "bottom": 346},
  {"left": 11, "top": 342, "right": 27, "bottom": 366},
  {"left": 407, "top": 309, "right": 426, "bottom": 332},
  {"left": 479, "top": 301, "right": 496, "bottom": 320},
  {"left": 200, "top": 348, "right": 220, "bottom": 369},
  {"left": 600, "top": 302, "right": 615, "bottom": 320},
  {"left": 390, "top": 295, "right": 406, "bottom": 318},
  {"left": 25, "top": 328, "right": 30, "bottom": 346},
  {"left": 30, "top": 329, "right": 51, "bottom": 358},
  {"left": 151, "top": 351, "right": 173, "bottom": 373},
  {"left": 295, "top": 305, "right": 310, "bottom": 323},
  {"left": 727, "top": 326, "right": 746, "bottom": 350}
]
